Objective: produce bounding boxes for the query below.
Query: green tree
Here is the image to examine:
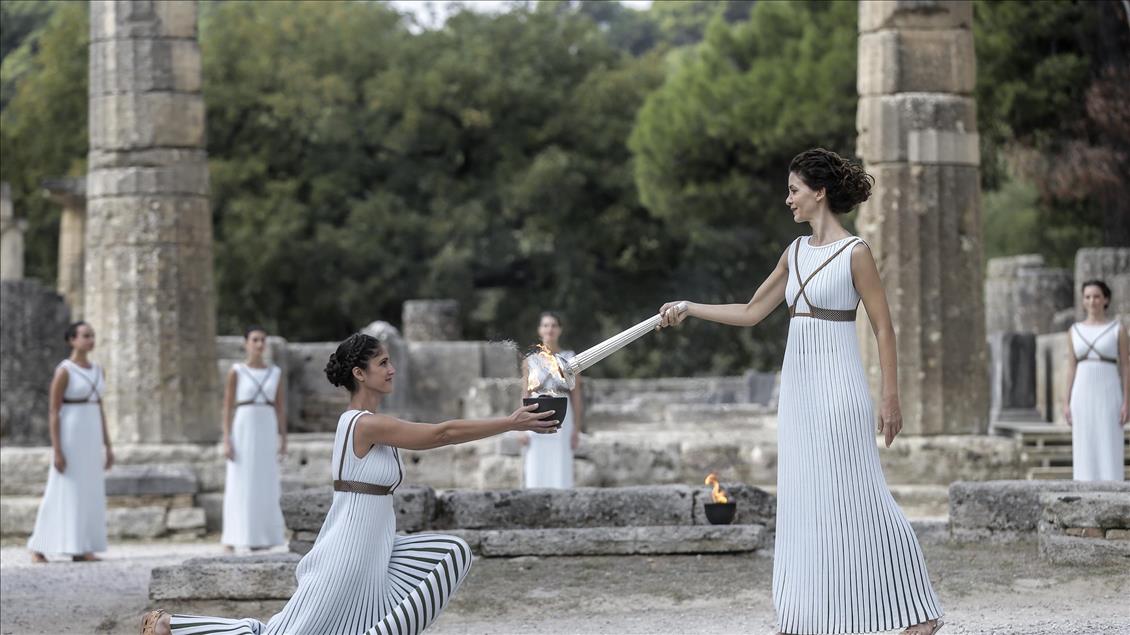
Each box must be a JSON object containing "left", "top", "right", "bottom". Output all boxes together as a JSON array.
[
  {"left": 629, "top": 0, "right": 858, "bottom": 373},
  {"left": 0, "top": 1, "right": 87, "bottom": 284}
]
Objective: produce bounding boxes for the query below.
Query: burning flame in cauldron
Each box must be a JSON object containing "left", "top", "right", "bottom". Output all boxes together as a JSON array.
[{"left": 705, "top": 472, "right": 729, "bottom": 504}]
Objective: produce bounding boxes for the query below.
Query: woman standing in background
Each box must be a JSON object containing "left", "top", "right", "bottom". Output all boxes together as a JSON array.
[
  {"left": 221, "top": 326, "right": 287, "bottom": 552},
  {"left": 1065, "top": 280, "right": 1128, "bottom": 481},
  {"left": 520, "top": 312, "right": 584, "bottom": 488},
  {"left": 28, "top": 321, "right": 113, "bottom": 563}
]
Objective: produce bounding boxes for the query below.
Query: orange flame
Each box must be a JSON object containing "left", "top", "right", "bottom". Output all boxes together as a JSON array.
[
  {"left": 705, "top": 472, "right": 729, "bottom": 504},
  {"left": 527, "top": 345, "right": 565, "bottom": 394}
]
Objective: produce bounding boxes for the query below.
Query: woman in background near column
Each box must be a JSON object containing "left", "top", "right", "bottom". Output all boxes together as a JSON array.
[
  {"left": 520, "top": 311, "right": 584, "bottom": 488},
  {"left": 1064, "top": 280, "right": 1128, "bottom": 481},
  {"left": 28, "top": 321, "right": 113, "bottom": 563},
  {"left": 221, "top": 326, "right": 287, "bottom": 552}
]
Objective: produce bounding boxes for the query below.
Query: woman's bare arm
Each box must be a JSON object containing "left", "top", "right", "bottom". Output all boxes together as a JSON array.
[
  {"left": 1120, "top": 324, "right": 1129, "bottom": 424},
  {"left": 221, "top": 368, "right": 237, "bottom": 459},
  {"left": 659, "top": 249, "right": 790, "bottom": 328},
  {"left": 275, "top": 372, "right": 288, "bottom": 455},
  {"left": 852, "top": 243, "right": 902, "bottom": 447},
  {"left": 1064, "top": 329, "right": 1077, "bottom": 426},
  {"left": 49, "top": 367, "right": 67, "bottom": 472},
  {"left": 354, "top": 405, "right": 558, "bottom": 453}
]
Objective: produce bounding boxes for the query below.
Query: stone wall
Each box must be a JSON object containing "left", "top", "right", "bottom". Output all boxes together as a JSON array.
[
  {"left": 0, "top": 281, "right": 72, "bottom": 445},
  {"left": 949, "top": 479, "right": 1130, "bottom": 541},
  {"left": 0, "top": 182, "right": 24, "bottom": 281},
  {"left": 1038, "top": 491, "right": 1130, "bottom": 565},
  {"left": 985, "top": 255, "right": 1073, "bottom": 336}
]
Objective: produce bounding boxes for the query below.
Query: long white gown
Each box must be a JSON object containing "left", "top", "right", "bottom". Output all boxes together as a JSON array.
[
  {"left": 171, "top": 409, "right": 472, "bottom": 635},
  {"left": 525, "top": 350, "right": 575, "bottom": 489},
  {"left": 1069, "top": 321, "right": 1125, "bottom": 481},
  {"left": 222, "top": 363, "right": 287, "bottom": 548},
  {"left": 774, "top": 236, "right": 943, "bottom": 634},
  {"left": 27, "top": 360, "right": 108, "bottom": 556}
]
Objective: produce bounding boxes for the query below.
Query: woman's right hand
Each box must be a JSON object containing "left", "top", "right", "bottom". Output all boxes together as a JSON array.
[
  {"left": 53, "top": 450, "right": 66, "bottom": 474},
  {"left": 223, "top": 436, "right": 235, "bottom": 461},
  {"left": 657, "top": 301, "right": 690, "bottom": 328},
  {"left": 508, "top": 404, "right": 558, "bottom": 434},
  {"left": 1063, "top": 405, "right": 1072, "bottom": 427}
]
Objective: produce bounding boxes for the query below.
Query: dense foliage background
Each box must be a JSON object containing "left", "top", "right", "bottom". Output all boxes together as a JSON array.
[{"left": 1, "top": 0, "right": 1124, "bottom": 376}]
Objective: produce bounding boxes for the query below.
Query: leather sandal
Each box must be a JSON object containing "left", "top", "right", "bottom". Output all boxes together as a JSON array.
[{"left": 140, "top": 609, "right": 168, "bottom": 635}]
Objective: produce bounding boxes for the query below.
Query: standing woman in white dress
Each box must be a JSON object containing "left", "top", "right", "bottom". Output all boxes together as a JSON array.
[
  {"left": 658, "top": 148, "right": 943, "bottom": 635},
  {"left": 144, "top": 332, "right": 558, "bottom": 635},
  {"left": 520, "top": 311, "right": 584, "bottom": 488},
  {"left": 28, "top": 321, "right": 113, "bottom": 563},
  {"left": 1064, "top": 280, "right": 1129, "bottom": 481},
  {"left": 221, "top": 326, "right": 287, "bottom": 552}
]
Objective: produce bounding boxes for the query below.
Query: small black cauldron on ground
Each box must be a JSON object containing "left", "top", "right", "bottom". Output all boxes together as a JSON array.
[{"left": 523, "top": 395, "right": 567, "bottom": 428}]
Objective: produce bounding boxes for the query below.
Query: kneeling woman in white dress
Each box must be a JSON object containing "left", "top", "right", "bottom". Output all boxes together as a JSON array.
[
  {"left": 28, "top": 321, "right": 114, "bottom": 563},
  {"left": 144, "top": 332, "right": 558, "bottom": 635},
  {"left": 1065, "top": 280, "right": 1129, "bottom": 481},
  {"left": 221, "top": 326, "right": 287, "bottom": 552},
  {"left": 520, "top": 311, "right": 584, "bottom": 488}
]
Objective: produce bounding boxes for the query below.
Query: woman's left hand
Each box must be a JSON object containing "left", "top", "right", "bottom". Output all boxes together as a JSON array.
[
  {"left": 878, "top": 396, "right": 902, "bottom": 448},
  {"left": 278, "top": 436, "right": 288, "bottom": 458},
  {"left": 571, "top": 428, "right": 581, "bottom": 451},
  {"left": 1122, "top": 401, "right": 1128, "bottom": 426},
  {"left": 104, "top": 445, "right": 114, "bottom": 471}
]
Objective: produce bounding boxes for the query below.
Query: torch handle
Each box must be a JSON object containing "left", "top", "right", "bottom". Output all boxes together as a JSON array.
[{"left": 567, "top": 302, "right": 685, "bottom": 375}]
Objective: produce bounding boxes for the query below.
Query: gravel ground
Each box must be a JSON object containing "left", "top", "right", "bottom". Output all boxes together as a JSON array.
[{"left": 2, "top": 539, "right": 1127, "bottom": 634}]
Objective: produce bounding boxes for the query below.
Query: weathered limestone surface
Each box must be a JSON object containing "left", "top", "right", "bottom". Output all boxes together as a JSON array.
[
  {"left": 0, "top": 182, "right": 25, "bottom": 280},
  {"left": 402, "top": 299, "right": 461, "bottom": 341},
  {"left": 42, "top": 177, "right": 87, "bottom": 317},
  {"left": 408, "top": 341, "right": 519, "bottom": 422},
  {"left": 0, "top": 281, "right": 72, "bottom": 445},
  {"left": 85, "top": 0, "right": 217, "bottom": 444},
  {"left": 1039, "top": 491, "right": 1130, "bottom": 565},
  {"left": 1075, "top": 248, "right": 1130, "bottom": 322},
  {"left": 949, "top": 480, "right": 1130, "bottom": 541},
  {"left": 285, "top": 342, "right": 347, "bottom": 432},
  {"left": 479, "top": 525, "right": 765, "bottom": 557},
  {"left": 1035, "top": 332, "right": 1070, "bottom": 424},
  {"left": 104, "top": 464, "right": 197, "bottom": 496},
  {"left": 988, "top": 332, "right": 1038, "bottom": 423},
  {"left": 856, "top": 0, "right": 986, "bottom": 435},
  {"left": 434, "top": 486, "right": 696, "bottom": 530},
  {"left": 149, "top": 554, "right": 301, "bottom": 601},
  {"left": 985, "top": 255, "right": 1073, "bottom": 336}
]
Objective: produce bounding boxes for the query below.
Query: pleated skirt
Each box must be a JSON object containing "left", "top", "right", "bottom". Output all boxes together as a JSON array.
[
  {"left": 773, "top": 320, "right": 942, "bottom": 634},
  {"left": 222, "top": 404, "right": 286, "bottom": 548},
  {"left": 1071, "top": 361, "right": 1125, "bottom": 481}
]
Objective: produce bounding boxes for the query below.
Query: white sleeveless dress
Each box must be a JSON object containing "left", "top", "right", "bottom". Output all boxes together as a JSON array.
[
  {"left": 171, "top": 409, "right": 472, "bottom": 635},
  {"left": 222, "top": 364, "right": 287, "bottom": 548},
  {"left": 27, "top": 360, "right": 108, "bottom": 556},
  {"left": 525, "top": 349, "right": 576, "bottom": 489},
  {"left": 773, "top": 236, "right": 943, "bottom": 634},
  {"left": 1069, "top": 321, "right": 1125, "bottom": 481}
]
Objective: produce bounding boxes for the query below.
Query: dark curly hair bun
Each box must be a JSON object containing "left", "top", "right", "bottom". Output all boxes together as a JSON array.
[
  {"left": 324, "top": 333, "right": 381, "bottom": 392},
  {"left": 789, "top": 148, "right": 874, "bottom": 214}
]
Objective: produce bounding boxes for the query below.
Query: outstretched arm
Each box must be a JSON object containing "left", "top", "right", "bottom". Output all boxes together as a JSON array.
[
  {"left": 852, "top": 242, "right": 902, "bottom": 447},
  {"left": 658, "top": 249, "right": 790, "bottom": 329},
  {"left": 354, "top": 405, "right": 558, "bottom": 452}
]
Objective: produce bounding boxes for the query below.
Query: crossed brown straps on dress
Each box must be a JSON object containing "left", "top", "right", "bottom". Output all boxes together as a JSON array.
[
  {"left": 333, "top": 410, "right": 403, "bottom": 496},
  {"left": 1073, "top": 322, "right": 1118, "bottom": 364},
  {"left": 62, "top": 362, "right": 101, "bottom": 404},
  {"left": 788, "top": 238, "right": 861, "bottom": 322},
  {"left": 234, "top": 364, "right": 276, "bottom": 407}
]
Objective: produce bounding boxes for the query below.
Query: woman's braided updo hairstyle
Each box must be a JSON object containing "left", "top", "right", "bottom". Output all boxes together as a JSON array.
[
  {"left": 324, "top": 333, "right": 382, "bottom": 392},
  {"left": 789, "top": 148, "right": 874, "bottom": 214}
]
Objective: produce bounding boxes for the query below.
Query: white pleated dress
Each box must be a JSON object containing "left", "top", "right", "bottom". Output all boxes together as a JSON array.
[
  {"left": 525, "top": 350, "right": 575, "bottom": 489},
  {"left": 222, "top": 364, "right": 287, "bottom": 548},
  {"left": 773, "top": 236, "right": 943, "bottom": 634},
  {"left": 171, "top": 409, "right": 472, "bottom": 635},
  {"left": 1069, "top": 321, "right": 1125, "bottom": 481},
  {"left": 27, "top": 360, "right": 108, "bottom": 556}
]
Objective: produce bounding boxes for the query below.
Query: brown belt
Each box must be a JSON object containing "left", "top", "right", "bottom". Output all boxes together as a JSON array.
[
  {"left": 333, "top": 479, "right": 393, "bottom": 496},
  {"left": 236, "top": 400, "right": 275, "bottom": 407},
  {"left": 1077, "top": 357, "right": 1117, "bottom": 365},
  {"left": 789, "top": 306, "right": 857, "bottom": 322},
  {"left": 62, "top": 399, "right": 98, "bottom": 405}
]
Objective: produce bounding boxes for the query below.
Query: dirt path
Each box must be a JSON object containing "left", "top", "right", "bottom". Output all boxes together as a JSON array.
[{"left": 2, "top": 540, "right": 1127, "bottom": 634}]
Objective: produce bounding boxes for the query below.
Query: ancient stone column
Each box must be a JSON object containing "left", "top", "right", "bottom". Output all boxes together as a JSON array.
[
  {"left": 855, "top": 0, "right": 988, "bottom": 435},
  {"left": 85, "top": 0, "right": 218, "bottom": 443},
  {"left": 42, "top": 177, "right": 87, "bottom": 317},
  {"left": 985, "top": 255, "right": 1073, "bottom": 336},
  {"left": 0, "top": 182, "right": 26, "bottom": 281}
]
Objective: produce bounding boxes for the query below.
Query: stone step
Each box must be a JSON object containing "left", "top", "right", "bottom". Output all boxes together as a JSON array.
[
  {"left": 1028, "top": 465, "right": 1130, "bottom": 480},
  {"left": 150, "top": 553, "right": 301, "bottom": 601},
  {"left": 1, "top": 495, "right": 206, "bottom": 538}
]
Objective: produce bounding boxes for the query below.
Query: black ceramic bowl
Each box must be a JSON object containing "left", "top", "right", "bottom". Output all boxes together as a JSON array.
[
  {"left": 704, "top": 501, "right": 736, "bottom": 525},
  {"left": 523, "top": 395, "right": 567, "bottom": 427}
]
